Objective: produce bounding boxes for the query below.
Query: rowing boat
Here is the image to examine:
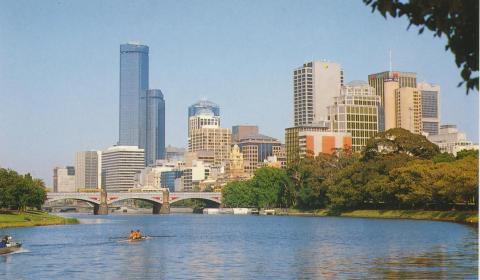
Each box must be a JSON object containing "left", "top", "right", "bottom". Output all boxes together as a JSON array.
[{"left": 118, "top": 236, "right": 151, "bottom": 243}]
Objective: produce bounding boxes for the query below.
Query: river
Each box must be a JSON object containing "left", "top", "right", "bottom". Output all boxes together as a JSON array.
[{"left": 0, "top": 214, "right": 477, "bottom": 279}]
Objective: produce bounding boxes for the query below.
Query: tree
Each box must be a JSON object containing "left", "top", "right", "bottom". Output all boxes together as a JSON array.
[
  {"left": 363, "top": 0, "right": 479, "bottom": 93},
  {"left": 0, "top": 168, "right": 47, "bottom": 211},
  {"left": 456, "top": 149, "right": 479, "bottom": 160},
  {"left": 250, "top": 167, "right": 295, "bottom": 208},
  {"left": 221, "top": 181, "right": 256, "bottom": 208},
  {"left": 363, "top": 128, "right": 440, "bottom": 160}
]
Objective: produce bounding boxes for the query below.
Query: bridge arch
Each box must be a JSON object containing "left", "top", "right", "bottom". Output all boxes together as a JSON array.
[
  {"left": 170, "top": 196, "right": 221, "bottom": 205},
  {"left": 45, "top": 196, "right": 100, "bottom": 205}
]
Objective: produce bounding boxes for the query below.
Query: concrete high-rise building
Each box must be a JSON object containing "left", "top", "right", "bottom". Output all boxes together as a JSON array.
[
  {"left": 298, "top": 131, "right": 352, "bottom": 157},
  {"left": 187, "top": 100, "right": 231, "bottom": 166},
  {"left": 285, "top": 124, "right": 329, "bottom": 165},
  {"left": 428, "top": 125, "right": 478, "bottom": 156},
  {"left": 237, "top": 134, "right": 282, "bottom": 174},
  {"left": 189, "top": 127, "right": 232, "bottom": 166},
  {"left": 395, "top": 87, "right": 423, "bottom": 134},
  {"left": 232, "top": 125, "right": 259, "bottom": 143},
  {"left": 383, "top": 79, "right": 400, "bottom": 131},
  {"left": 53, "top": 166, "right": 75, "bottom": 192},
  {"left": 139, "top": 89, "right": 165, "bottom": 166},
  {"left": 188, "top": 112, "right": 221, "bottom": 136},
  {"left": 75, "top": 151, "right": 101, "bottom": 190},
  {"left": 368, "top": 71, "right": 417, "bottom": 106},
  {"left": 101, "top": 146, "right": 145, "bottom": 192},
  {"left": 293, "top": 61, "right": 343, "bottom": 126},
  {"left": 119, "top": 42, "right": 149, "bottom": 146},
  {"left": 188, "top": 101, "right": 221, "bottom": 148},
  {"left": 418, "top": 82, "right": 440, "bottom": 136},
  {"left": 328, "top": 81, "right": 381, "bottom": 152}
]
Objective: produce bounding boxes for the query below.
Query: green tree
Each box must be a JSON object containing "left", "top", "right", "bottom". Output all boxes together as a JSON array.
[
  {"left": 456, "top": 149, "right": 479, "bottom": 160},
  {"left": 221, "top": 181, "right": 256, "bottom": 208},
  {"left": 363, "top": 0, "right": 479, "bottom": 92},
  {"left": 432, "top": 152, "right": 456, "bottom": 163},
  {"left": 250, "top": 167, "right": 295, "bottom": 208},
  {"left": 0, "top": 169, "right": 47, "bottom": 211},
  {"left": 363, "top": 128, "right": 440, "bottom": 160}
]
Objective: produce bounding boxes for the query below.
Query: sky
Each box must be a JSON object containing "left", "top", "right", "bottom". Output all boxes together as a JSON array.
[{"left": 0, "top": 0, "right": 478, "bottom": 186}]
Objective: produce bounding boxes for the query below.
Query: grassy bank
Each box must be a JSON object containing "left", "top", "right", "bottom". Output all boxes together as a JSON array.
[
  {"left": 0, "top": 210, "right": 79, "bottom": 228},
  {"left": 276, "top": 209, "right": 478, "bottom": 224}
]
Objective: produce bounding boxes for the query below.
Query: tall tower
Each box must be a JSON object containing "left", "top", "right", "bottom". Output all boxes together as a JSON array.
[
  {"left": 418, "top": 82, "right": 440, "bottom": 136},
  {"left": 119, "top": 42, "right": 149, "bottom": 146},
  {"left": 293, "top": 61, "right": 343, "bottom": 126},
  {"left": 139, "top": 89, "right": 165, "bottom": 166},
  {"left": 368, "top": 71, "right": 417, "bottom": 106}
]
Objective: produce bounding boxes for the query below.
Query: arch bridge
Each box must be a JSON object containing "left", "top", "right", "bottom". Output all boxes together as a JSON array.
[{"left": 45, "top": 191, "right": 222, "bottom": 215}]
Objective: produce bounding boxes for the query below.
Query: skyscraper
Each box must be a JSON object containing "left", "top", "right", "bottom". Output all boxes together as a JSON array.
[
  {"left": 139, "top": 89, "right": 165, "bottom": 166},
  {"left": 187, "top": 100, "right": 231, "bottom": 166},
  {"left": 327, "top": 81, "right": 380, "bottom": 152},
  {"left": 119, "top": 42, "right": 149, "bottom": 146},
  {"left": 368, "top": 71, "right": 417, "bottom": 106},
  {"left": 293, "top": 61, "right": 343, "bottom": 126},
  {"left": 418, "top": 82, "right": 440, "bottom": 136},
  {"left": 395, "top": 87, "right": 423, "bottom": 134}
]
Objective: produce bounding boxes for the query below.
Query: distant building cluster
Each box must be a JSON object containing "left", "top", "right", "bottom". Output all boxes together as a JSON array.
[
  {"left": 51, "top": 48, "right": 478, "bottom": 193},
  {"left": 284, "top": 61, "right": 477, "bottom": 164}
]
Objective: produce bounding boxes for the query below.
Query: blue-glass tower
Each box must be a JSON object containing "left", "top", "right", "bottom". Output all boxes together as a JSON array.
[
  {"left": 188, "top": 100, "right": 220, "bottom": 117},
  {"left": 119, "top": 43, "right": 149, "bottom": 145},
  {"left": 139, "top": 89, "right": 165, "bottom": 166}
]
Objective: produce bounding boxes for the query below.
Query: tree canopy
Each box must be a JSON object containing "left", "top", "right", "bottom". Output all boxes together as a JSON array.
[
  {"left": 222, "top": 129, "right": 478, "bottom": 212},
  {"left": 0, "top": 168, "right": 47, "bottom": 211}
]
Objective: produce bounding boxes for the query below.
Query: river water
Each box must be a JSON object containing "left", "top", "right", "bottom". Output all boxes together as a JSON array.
[{"left": 0, "top": 214, "right": 477, "bottom": 279}]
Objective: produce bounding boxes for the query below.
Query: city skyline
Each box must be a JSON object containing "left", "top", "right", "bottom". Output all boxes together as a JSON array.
[{"left": 0, "top": 0, "right": 478, "bottom": 186}]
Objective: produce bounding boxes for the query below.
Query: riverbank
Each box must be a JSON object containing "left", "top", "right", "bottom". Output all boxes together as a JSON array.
[
  {"left": 0, "top": 211, "right": 79, "bottom": 228},
  {"left": 276, "top": 209, "right": 478, "bottom": 224}
]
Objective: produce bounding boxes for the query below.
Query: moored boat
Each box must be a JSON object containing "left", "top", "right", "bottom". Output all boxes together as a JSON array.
[{"left": 0, "top": 242, "right": 22, "bottom": 255}]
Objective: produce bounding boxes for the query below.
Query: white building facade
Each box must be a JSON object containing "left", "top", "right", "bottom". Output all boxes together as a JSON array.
[
  {"left": 101, "top": 146, "right": 145, "bottom": 192},
  {"left": 428, "top": 125, "right": 478, "bottom": 156},
  {"left": 294, "top": 61, "right": 343, "bottom": 126}
]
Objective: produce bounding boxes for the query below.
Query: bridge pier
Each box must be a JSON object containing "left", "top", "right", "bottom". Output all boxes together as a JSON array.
[
  {"left": 152, "top": 203, "right": 161, "bottom": 214},
  {"left": 160, "top": 190, "right": 170, "bottom": 214},
  {"left": 93, "top": 204, "right": 109, "bottom": 215},
  {"left": 94, "top": 189, "right": 109, "bottom": 215}
]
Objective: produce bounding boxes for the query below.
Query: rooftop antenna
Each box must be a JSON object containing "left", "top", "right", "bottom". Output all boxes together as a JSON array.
[{"left": 389, "top": 49, "right": 392, "bottom": 72}]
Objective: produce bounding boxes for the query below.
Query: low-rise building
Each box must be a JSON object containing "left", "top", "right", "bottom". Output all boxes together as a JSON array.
[
  {"left": 237, "top": 133, "right": 282, "bottom": 174},
  {"left": 285, "top": 124, "right": 329, "bottom": 165},
  {"left": 298, "top": 131, "right": 352, "bottom": 157},
  {"left": 428, "top": 124, "right": 478, "bottom": 156}
]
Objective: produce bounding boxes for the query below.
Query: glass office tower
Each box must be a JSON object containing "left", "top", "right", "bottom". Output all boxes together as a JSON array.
[
  {"left": 139, "top": 89, "right": 165, "bottom": 166},
  {"left": 119, "top": 43, "right": 149, "bottom": 145}
]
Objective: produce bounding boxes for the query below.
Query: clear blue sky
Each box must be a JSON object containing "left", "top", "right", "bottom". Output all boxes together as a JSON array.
[{"left": 0, "top": 0, "right": 478, "bottom": 186}]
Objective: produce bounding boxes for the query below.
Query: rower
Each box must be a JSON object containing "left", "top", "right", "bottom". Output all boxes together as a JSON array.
[{"left": 128, "top": 230, "right": 135, "bottom": 240}]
